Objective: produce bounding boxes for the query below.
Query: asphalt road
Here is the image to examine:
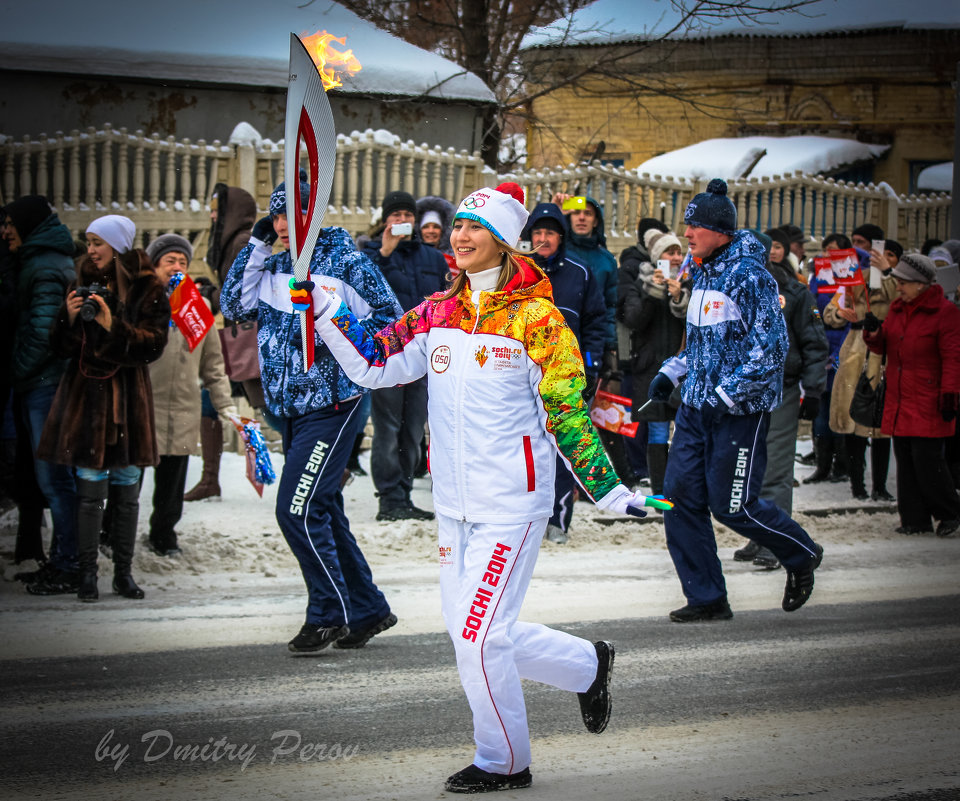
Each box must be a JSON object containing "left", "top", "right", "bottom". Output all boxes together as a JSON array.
[{"left": 3, "top": 594, "right": 959, "bottom": 800}]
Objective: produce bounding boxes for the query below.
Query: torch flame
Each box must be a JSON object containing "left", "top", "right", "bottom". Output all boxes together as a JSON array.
[{"left": 300, "top": 30, "right": 362, "bottom": 91}]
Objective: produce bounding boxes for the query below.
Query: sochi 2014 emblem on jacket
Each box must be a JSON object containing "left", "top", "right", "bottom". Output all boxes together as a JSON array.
[{"left": 474, "top": 345, "right": 489, "bottom": 368}]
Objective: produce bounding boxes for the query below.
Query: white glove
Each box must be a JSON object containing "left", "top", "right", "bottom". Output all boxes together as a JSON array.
[
  {"left": 596, "top": 485, "right": 675, "bottom": 517},
  {"left": 219, "top": 405, "right": 240, "bottom": 425},
  {"left": 596, "top": 485, "right": 648, "bottom": 518}
]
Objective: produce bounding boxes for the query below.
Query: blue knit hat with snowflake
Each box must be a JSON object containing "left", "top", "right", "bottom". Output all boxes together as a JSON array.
[
  {"left": 269, "top": 167, "right": 310, "bottom": 216},
  {"left": 684, "top": 178, "right": 737, "bottom": 236}
]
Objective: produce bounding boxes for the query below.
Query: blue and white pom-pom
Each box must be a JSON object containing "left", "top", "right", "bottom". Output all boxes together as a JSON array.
[{"left": 243, "top": 422, "right": 276, "bottom": 485}]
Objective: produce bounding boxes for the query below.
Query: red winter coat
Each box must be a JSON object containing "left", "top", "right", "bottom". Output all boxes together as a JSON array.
[{"left": 864, "top": 283, "right": 960, "bottom": 438}]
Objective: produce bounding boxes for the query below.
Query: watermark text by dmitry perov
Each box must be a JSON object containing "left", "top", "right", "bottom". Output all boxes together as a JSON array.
[{"left": 95, "top": 728, "right": 360, "bottom": 772}]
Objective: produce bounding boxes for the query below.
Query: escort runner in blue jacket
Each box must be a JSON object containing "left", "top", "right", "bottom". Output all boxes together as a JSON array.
[
  {"left": 649, "top": 179, "right": 823, "bottom": 622},
  {"left": 220, "top": 179, "right": 402, "bottom": 653}
]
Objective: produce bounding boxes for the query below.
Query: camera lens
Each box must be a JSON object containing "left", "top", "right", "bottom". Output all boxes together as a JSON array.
[{"left": 80, "top": 298, "right": 98, "bottom": 322}]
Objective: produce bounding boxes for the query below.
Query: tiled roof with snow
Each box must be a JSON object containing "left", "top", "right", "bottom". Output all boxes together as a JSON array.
[
  {"left": 0, "top": 0, "right": 495, "bottom": 103},
  {"left": 522, "top": 0, "right": 960, "bottom": 49}
]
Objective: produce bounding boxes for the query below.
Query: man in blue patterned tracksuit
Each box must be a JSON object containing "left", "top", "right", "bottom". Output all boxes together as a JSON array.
[
  {"left": 648, "top": 179, "right": 823, "bottom": 622},
  {"left": 221, "top": 180, "right": 403, "bottom": 652}
]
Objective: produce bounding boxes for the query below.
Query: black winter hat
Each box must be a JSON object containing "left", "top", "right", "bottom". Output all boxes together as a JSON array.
[
  {"left": 637, "top": 216, "right": 668, "bottom": 241},
  {"left": 764, "top": 227, "right": 792, "bottom": 254},
  {"left": 884, "top": 239, "right": 903, "bottom": 260},
  {"left": 381, "top": 190, "right": 416, "bottom": 220},
  {"left": 521, "top": 202, "right": 566, "bottom": 241},
  {"left": 851, "top": 223, "right": 884, "bottom": 242},
  {"left": 3, "top": 195, "right": 53, "bottom": 242},
  {"left": 683, "top": 179, "right": 737, "bottom": 236},
  {"left": 778, "top": 223, "right": 806, "bottom": 245}
]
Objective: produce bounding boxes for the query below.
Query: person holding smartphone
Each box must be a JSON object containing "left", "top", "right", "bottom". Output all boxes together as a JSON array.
[
  {"left": 362, "top": 191, "right": 449, "bottom": 521},
  {"left": 620, "top": 228, "right": 690, "bottom": 495}
]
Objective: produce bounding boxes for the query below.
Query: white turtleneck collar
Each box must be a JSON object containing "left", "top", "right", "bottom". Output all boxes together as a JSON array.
[{"left": 467, "top": 264, "right": 502, "bottom": 296}]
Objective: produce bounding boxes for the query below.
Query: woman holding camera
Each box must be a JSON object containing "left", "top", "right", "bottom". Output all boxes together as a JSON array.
[{"left": 39, "top": 214, "right": 169, "bottom": 602}]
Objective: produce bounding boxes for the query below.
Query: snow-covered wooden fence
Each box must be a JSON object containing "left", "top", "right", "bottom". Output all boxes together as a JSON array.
[{"left": 1, "top": 123, "right": 951, "bottom": 254}]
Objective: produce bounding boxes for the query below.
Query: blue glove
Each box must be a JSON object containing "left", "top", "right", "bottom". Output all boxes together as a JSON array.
[
  {"left": 648, "top": 372, "right": 675, "bottom": 402},
  {"left": 252, "top": 215, "right": 278, "bottom": 246}
]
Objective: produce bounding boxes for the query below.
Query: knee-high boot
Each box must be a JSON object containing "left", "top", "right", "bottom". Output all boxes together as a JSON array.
[
  {"left": 803, "top": 436, "right": 833, "bottom": 484},
  {"left": 647, "top": 443, "right": 669, "bottom": 497},
  {"left": 76, "top": 478, "right": 109, "bottom": 602},
  {"left": 846, "top": 434, "right": 868, "bottom": 499},
  {"left": 183, "top": 418, "right": 222, "bottom": 501},
  {"left": 110, "top": 482, "right": 145, "bottom": 599},
  {"left": 830, "top": 435, "right": 849, "bottom": 483},
  {"left": 870, "top": 437, "right": 894, "bottom": 500}
]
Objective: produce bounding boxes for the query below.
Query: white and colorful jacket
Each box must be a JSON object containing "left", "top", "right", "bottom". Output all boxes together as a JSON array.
[
  {"left": 659, "top": 229, "right": 788, "bottom": 414},
  {"left": 314, "top": 257, "right": 621, "bottom": 523}
]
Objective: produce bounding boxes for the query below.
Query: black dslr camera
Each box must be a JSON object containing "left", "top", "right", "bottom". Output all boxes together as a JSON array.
[{"left": 75, "top": 283, "right": 110, "bottom": 322}]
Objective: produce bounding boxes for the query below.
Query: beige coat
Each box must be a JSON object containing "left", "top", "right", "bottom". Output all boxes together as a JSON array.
[
  {"left": 150, "top": 310, "right": 234, "bottom": 456},
  {"left": 825, "top": 273, "right": 897, "bottom": 437}
]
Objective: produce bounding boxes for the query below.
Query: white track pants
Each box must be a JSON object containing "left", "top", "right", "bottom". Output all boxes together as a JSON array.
[{"left": 437, "top": 513, "right": 598, "bottom": 775}]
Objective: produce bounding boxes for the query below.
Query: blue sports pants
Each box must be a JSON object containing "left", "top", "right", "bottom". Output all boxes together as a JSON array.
[
  {"left": 663, "top": 403, "right": 819, "bottom": 606},
  {"left": 276, "top": 399, "right": 390, "bottom": 628}
]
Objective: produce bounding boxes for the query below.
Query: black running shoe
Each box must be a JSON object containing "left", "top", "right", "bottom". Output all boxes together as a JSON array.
[
  {"left": 578, "top": 640, "right": 614, "bottom": 734},
  {"left": 936, "top": 519, "right": 960, "bottom": 538},
  {"left": 376, "top": 504, "right": 435, "bottom": 522},
  {"left": 669, "top": 598, "right": 733, "bottom": 622},
  {"left": 782, "top": 544, "right": 823, "bottom": 612},
  {"left": 444, "top": 764, "right": 532, "bottom": 794},
  {"left": 733, "top": 540, "right": 760, "bottom": 562},
  {"left": 25, "top": 568, "right": 80, "bottom": 595},
  {"left": 335, "top": 612, "right": 397, "bottom": 649},
  {"left": 752, "top": 546, "right": 781, "bottom": 570},
  {"left": 288, "top": 624, "right": 349, "bottom": 653}
]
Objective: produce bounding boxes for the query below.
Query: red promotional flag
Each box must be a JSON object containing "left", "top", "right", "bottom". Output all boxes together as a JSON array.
[
  {"left": 589, "top": 389, "right": 639, "bottom": 438},
  {"left": 169, "top": 274, "right": 215, "bottom": 351}
]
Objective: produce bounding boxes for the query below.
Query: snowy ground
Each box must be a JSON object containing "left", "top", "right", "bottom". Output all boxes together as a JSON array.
[{"left": 2, "top": 431, "right": 952, "bottom": 662}]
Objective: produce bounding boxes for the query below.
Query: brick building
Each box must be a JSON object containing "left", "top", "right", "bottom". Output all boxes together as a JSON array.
[{"left": 520, "top": 1, "right": 958, "bottom": 194}]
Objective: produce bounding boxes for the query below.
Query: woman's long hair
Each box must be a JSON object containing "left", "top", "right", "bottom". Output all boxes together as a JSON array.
[
  {"left": 439, "top": 233, "right": 527, "bottom": 301},
  {"left": 78, "top": 248, "right": 153, "bottom": 303}
]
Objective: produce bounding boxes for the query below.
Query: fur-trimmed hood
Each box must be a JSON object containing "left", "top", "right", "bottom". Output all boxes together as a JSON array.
[{"left": 416, "top": 195, "right": 455, "bottom": 255}]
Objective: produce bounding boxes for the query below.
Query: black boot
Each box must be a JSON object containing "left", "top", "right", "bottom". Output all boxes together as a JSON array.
[
  {"left": 803, "top": 436, "right": 833, "bottom": 484},
  {"left": 110, "top": 482, "right": 145, "bottom": 600},
  {"left": 870, "top": 438, "right": 895, "bottom": 501},
  {"left": 846, "top": 434, "right": 868, "bottom": 500},
  {"left": 646, "top": 443, "right": 669, "bottom": 497},
  {"left": 830, "top": 436, "right": 849, "bottom": 483},
  {"left": 76, "top": 478, "right": 108, "bottom": 603}
]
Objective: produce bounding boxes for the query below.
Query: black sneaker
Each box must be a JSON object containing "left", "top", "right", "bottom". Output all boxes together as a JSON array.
[
  {"left": 871, "top": 488, "right": 895, "bottom": 502},
  {"left": 896, "top": 525, "right": 932, "bottom": 535},
  {"left": 288, "top": 623, "right": 349, "bottom": 653},
  {"left": 936, "top": 519, "right": 960, "bottom": 538},
  {"left": 444, "top": 764, "right": 532, "bottom": 794},
  {"left": 733, "top": 540, "right": 760, "bottom": 562},
  {"left": 669, "top": 598, "right": 733, "bottom": 623},
  {"left": 578, "top": 641, "right": 614, "bottom": 734},
  {"left": 15, "top": 561, "right": 53, "bottom": 584},
  {"left": 752, "top": 546, "right": 781, "bottom": 570},
  {"left": 25, "top": 568, "right": 81, "bottom": 596},
  {"left": 376, "top": 504, "right": 434, "bottom": 522},
  {"left": 335, "top": 612, "right": 397, "bottom": 649},
  {"left": 782, "top": 544, "right": 823, "bottom": 612}
]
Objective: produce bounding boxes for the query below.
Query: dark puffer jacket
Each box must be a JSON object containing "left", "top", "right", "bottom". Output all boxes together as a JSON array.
[
  {"left": 362, "top": 236, "right": 448, "bottom": 313},
  {"left": 767, "top": 260, "right": 828, "bottom": 397},
  {"left": 11, "top": 213, "right": 76, "bottom": 394}
]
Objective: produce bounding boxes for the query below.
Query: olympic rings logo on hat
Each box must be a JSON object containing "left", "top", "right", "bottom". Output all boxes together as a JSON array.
[{"left": 463, "top": 196, "right": 486, "bottom": 209}]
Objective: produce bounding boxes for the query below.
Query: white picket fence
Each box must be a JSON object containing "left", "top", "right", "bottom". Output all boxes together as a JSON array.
[{"left": 2, "top": 123, "right": 952, "bottom": 253}]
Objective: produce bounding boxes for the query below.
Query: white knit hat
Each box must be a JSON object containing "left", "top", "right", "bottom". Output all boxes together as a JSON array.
[
  {"left": 420, "top": 210, "right": 442, "bottom": 228},
  {"left": 644, "top": 228, "right": 683, "bottom": 264},
  {"left": 454, "top": 182, "right": 528, "bottom": 248},
  {"left": 86, "top": 214, "right": 136, "bottom": 254}
]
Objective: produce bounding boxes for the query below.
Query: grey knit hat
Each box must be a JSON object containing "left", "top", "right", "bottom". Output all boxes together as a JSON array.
[
  {"left": 147, "top": 233, "right": 193, "bottom": 265},
  {"left": 683, "top": 179, "right": 737, "bottom": 236},
  {"left": 891, "top": 253, "right": 936, "bottom": 284}
]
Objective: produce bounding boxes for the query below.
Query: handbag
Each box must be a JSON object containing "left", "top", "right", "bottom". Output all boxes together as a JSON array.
[
  {"left": 218, "top": 320, "right": 261, "bottom": 381},
  {"left": 849, "top": 350, "right": 886, "bottom": 429}
]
